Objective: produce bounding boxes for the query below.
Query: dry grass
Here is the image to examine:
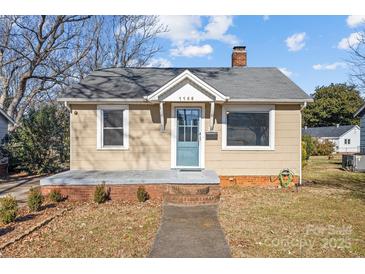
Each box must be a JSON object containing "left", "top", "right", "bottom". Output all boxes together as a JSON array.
[
  {"left": 0, "top": 201, "right": 161, "bottom": 258},
  {"left": 219, "top": 156, "right": 365, "bottom": 258}
]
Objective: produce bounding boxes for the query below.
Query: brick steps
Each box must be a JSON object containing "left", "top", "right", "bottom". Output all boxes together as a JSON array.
[{"left": 163, "top": 184, "right": 221, "bottom": 205}]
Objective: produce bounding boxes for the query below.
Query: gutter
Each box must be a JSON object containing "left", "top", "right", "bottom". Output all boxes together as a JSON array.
[
  {"left": 57, "top": 98, "right": 148, "bottom": 104},
  {"left": 228, "top": 98, "right": 313, "bottom": 104},
  {"left": 58, "top": 97, "right": 313, "bottom": 104}
]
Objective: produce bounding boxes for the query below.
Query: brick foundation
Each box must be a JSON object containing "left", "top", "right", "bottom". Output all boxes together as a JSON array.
[
  {"left": 41, "top": 184, "right": 167, "bottom": 201},
  {"left": 41, "top": 175, "right": 300, "bottom": 203},
  {"left": 219, "top": 175, "right": 299, "bottom": 188},
  {"left": 41, "top": 184, "right": 219, "bottom": 202}
]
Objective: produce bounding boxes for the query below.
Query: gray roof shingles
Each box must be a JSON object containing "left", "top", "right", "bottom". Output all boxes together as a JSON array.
[
  {"left": 60, "top": 67, "right": 311, "bottom": 101},
  {"left": 302, "top": 125, "right": 356, "bottom": 138}
]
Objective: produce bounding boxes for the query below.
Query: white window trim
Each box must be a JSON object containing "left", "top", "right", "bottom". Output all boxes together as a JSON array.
[
  {"left": 222, "top": 104, "right": 275, "bottom": 151},
  {"left": 170, "top": 102, "right": 205, "bottom": 169},
  {"left": 97, "top": 105, "right": 129, "bottom": 150}
]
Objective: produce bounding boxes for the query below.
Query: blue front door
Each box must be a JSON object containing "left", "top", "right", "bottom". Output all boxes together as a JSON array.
[{"left": 176, "top": 108, "right": 201, "bottom": 167}]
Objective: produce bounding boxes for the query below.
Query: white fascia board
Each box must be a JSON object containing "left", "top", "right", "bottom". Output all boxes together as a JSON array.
[
  {"left": 57, "top": 98, "right": 148, "bottom": 104},
  {"left": 354, "top": 104, "right": 365, "bottom": 117},
  {"left": 339, "top": 125, "right": 360, "bottom": 138},
  {"left": 227, "top": 98, "right": 314, "bottom": 103},
  {"left": 145, "top": 69, "right": 228, "bottom": 102},
  {"left": 0, "top": 108, "right": 16, "bottom": 125}
]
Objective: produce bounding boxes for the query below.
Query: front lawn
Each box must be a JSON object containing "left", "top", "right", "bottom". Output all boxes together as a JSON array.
[
  {"left": 0, "top": 201, "right": 161, "bottom": 257},
  {"left": 219, "top": 155, "right": 365, "bottom": 257}
]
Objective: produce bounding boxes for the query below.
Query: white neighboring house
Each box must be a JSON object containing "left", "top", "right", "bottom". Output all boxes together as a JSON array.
[
  {"left": 302, "top": 125, "right": 360, "bottom": 153},
  {"left": 0, "top": 108, "right": 15, "bottom": 144},
  {"left": 0, "top": 108, "right": 15, "bottom": 176},
  {"left": 354, "top": 103, "right": 365, "bottom": 154}
]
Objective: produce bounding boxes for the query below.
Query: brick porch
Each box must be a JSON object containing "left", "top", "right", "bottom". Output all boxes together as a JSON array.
[{"left": 40, "top": 170, "right": 220, "bottom": 204}]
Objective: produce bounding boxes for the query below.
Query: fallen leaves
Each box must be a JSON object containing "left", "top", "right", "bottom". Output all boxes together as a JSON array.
[{"left": 1, "top": 200, "right": 161, "bottom": 258}]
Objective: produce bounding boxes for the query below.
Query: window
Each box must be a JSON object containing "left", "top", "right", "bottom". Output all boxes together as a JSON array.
[
  {"left": 97, "top": 105, "right": 129, "bottom": 149},
  {"left": 344, "top": 138, "right": 351, "bottom": 145},
  {"left": 227, "top": 112, "right": 269, "bottom": 146},
  {"left": 222, "top": 105, "right": 275, "bottom": 150},
  {"left": 177, "top": 109, "right": 199, "bottom": 142}
]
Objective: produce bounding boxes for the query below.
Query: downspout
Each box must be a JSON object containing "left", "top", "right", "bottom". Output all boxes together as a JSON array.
[
  {"left": 64, "top": 101, "right": 71, "bottom": 113},
  {"left": 299, "top": 101, "right": 307, "bottom": 185},
  {"left": 300, "top": 101, "right": 307, "bottom": 111}
]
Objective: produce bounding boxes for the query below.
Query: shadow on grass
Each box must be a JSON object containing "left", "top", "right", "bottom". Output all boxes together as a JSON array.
[
  {"left": 15, "top": 213, "right": 36, "bottom": 223},
  {"left": 307, "top": 171, "right": 365, "bottom": 200},
  {"left": 40, "top": 203, "right": 56, "bottom": 211},
  {"left": 0, "top": 226, "right": 14, "bottom": 236}
]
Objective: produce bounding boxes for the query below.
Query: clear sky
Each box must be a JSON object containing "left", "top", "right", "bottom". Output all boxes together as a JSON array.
[{"left": 150, "top": 15, "right": 365, "bottom": 95}]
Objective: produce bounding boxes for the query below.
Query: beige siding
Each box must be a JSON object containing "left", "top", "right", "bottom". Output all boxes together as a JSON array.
[
  {"left": 70, "top": 103, "right": 301, "bottom": 176},
  {"left": 71, "top": 104, "right": 172, "bottom": 170},
  {"left": 204, "top": 104, "right": 301, "bottom": 175}
]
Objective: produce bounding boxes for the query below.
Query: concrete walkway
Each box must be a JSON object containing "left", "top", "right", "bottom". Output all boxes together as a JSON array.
[
  {"left": 149, "top": 204, "right": 231, "bottom": 258},
  {"left": 0, "top": 176, "right": 41, "bottom": 204}
]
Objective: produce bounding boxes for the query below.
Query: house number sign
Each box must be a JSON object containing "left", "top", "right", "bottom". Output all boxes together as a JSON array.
[{"left": 178, "top": 96, "right": 195, "bottom": 101}]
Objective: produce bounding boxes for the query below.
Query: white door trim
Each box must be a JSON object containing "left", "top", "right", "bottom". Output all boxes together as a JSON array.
[{"left": 170, "top": 102, "right": 205, "bottom": 169}]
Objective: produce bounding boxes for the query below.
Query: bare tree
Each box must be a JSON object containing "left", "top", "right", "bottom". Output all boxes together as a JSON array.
[
  {"left": 0, "top": 15, "right": 92, "bottom": 126},
  {"left": 0, "top": 15, "right": 167, "bottom": 127},
  {"left": 348, "top": 31, "right": 365, "bottom": 93},
  {"left": 78, "top": 15, "right": 167, "bottom": 75}
]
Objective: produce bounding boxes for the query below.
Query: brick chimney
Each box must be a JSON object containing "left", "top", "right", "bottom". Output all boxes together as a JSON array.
[{"left": 231, "top": 46, "right": 247, "bottom": 67}]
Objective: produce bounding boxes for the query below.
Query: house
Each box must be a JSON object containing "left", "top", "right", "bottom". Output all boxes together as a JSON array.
[
  {"left": 342, "top": 105, "right": 365, "bottom": 172},
  {"left": 0, "top": 108, "right": 15, "bottom": 177},
  {"left": 0, "top": 107, "right": 15, "bottom": 144},
  {"left": 40, "top": 46, "right": 313, "bottom": 203},
  {"left": 302, "top": 125, "right": 360, "bottom": 153},
  {"left": 354, "top": 103, "right": 365, "bottom": 154}
]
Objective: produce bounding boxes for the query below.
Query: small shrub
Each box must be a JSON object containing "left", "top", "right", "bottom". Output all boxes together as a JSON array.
[
  {"left": 94, "top": 183, "right": 109, "bottom": 204},
  {"left": 0, "top": 195, "right": 18, "bottom": 224},
  {"left": 302, "top": 134, "right": 314, "bottom": 160},
  {"left": 302, "top": 141, "right": 307, "bottom": 167},
  {"left": 27, "top": 187, "right": 44, "bottom": 212},
  {"left": 49, "top": 189, "right": 63, "bottom": 203},
  {"left": 137, "top": 186, "right": 149, "bottom": 202},
  {"left": 5, "top": 104, "right": 70, "bottom": 175},
  {"left": 312, "top": 138, "right": 335, "bottom": 156}
]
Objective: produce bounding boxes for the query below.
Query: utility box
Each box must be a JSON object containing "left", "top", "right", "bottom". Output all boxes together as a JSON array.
[{"left": 342, "top": 154, "right": 365, "bottom": 172}]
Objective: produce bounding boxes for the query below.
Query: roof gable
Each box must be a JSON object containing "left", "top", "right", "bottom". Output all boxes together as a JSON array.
[{"left": 145, "top": 70, "right": 228, "bottom": 102}]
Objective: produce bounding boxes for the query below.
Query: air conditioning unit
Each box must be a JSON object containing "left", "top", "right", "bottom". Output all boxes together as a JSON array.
[{"left": 342, "top": 154, "right": 365, "bottom": 172}]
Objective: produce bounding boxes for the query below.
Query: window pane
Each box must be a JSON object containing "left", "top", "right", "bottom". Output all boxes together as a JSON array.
[
  {"left": 104, "top": 110, "right": 123, "bottom": 128},
  {"left": 192, "top": 127, "right": 198, "bottom": 141},
  {"left": 177, "top": 110, "right": 185, "bottom": 125},
  {"left": 227, "top": 112, "right": 269, "bottom": 146},
  {"left": 104, "top": 128, "right": 124, "bottom": 146},
  {"left": 185, "top": 126, "right": 192, "bottom": 141},
  {"left": 178, "top": 126, "right": 185, "bottom": 141}
]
